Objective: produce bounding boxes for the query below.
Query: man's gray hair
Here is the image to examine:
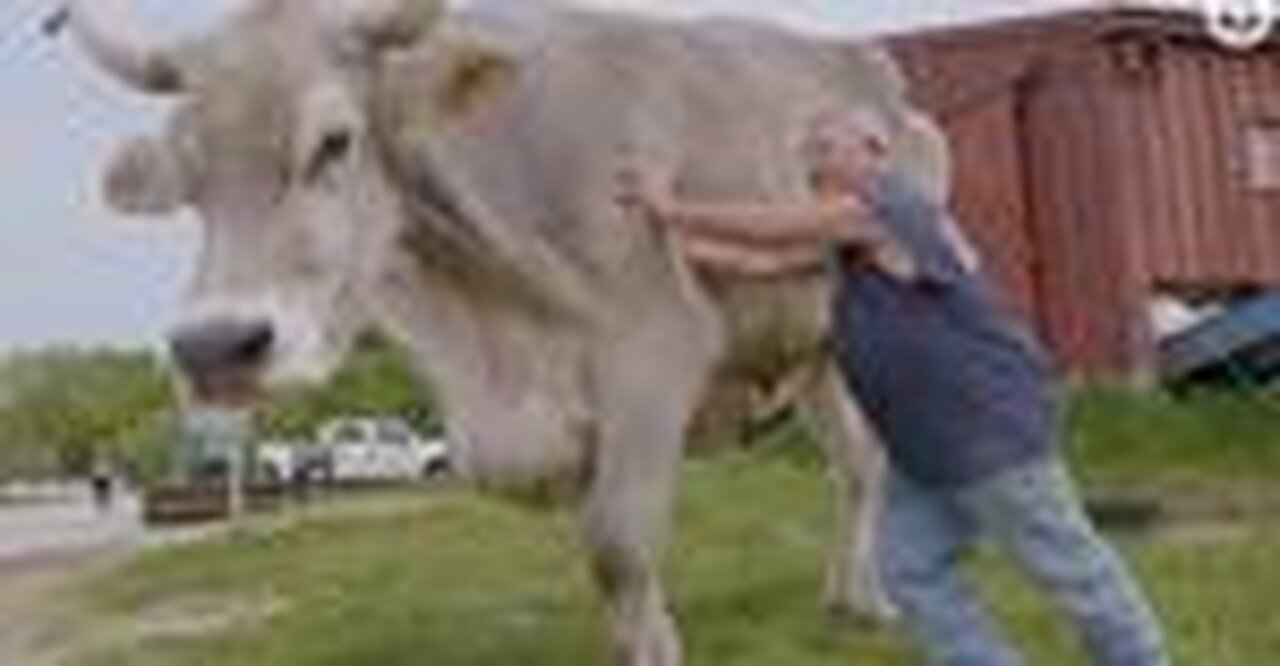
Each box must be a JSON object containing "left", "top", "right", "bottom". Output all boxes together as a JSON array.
[
  {"left": 810, "top": 104, "right": 895, "bottom": 150},
  {"left": 797, "top": 105, "right": 896, "bottom": 178}
]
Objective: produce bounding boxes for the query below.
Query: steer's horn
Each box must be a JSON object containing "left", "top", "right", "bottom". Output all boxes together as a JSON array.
[
  {"left": 54, "top": 0, "right": 184, "bottom": 93},
  {"left": 335, "top": 0, "right": 444, "bottom": 51}
]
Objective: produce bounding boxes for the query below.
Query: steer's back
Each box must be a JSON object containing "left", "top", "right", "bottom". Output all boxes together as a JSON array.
[
  {"left": 386, "top": 8, "right": 947, "bottom": 437},
  {"left": 499, "top": 9, "right": 944, "bottom": 422}
]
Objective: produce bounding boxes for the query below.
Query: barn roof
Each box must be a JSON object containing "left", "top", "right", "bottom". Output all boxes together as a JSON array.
[{"left": 884, "top": 2, "right": 1280, "bottom": 52}]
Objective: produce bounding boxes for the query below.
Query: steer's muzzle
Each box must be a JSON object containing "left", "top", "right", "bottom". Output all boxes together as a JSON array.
[{"left": 168, "top": 318, "right": 275, "bottom": 381}]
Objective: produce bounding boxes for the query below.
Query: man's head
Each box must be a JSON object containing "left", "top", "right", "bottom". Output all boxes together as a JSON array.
[{"left": 800, "top": 106, "right": 892, "bottom": 194}]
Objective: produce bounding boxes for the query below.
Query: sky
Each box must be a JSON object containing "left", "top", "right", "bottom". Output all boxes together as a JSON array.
[{"left": 0, "top": 0, "right": 1117, "bottom": 351}]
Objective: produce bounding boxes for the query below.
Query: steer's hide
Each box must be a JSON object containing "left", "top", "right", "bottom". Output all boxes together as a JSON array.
[
  {"left": 371, "top": 9, "right": 949, "bottom": 491},
  {"left": 62, "top": 2, "right": 949, "bottom": 662}
]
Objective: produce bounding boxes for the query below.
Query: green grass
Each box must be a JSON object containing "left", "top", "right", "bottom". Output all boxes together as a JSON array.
[
  {"left": 1068, "top": 384, "right": 1280, "bottom": 487},
  {"left": 71, "top": 439, "right": 1280, "bottom": 665}
]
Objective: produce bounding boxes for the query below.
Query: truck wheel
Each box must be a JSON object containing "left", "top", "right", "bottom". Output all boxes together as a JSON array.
[{"left": 422, "top": 457, "right": 450, "bottom": 479}]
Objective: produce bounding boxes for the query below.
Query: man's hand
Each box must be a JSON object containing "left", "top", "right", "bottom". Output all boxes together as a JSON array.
[
  {"left": 867, "top": 240, "right": 920, "bottom": 282},
  {"left": 823, "top": 203, "right": 919, "bottom": 282},
  {"left": 616, "top": 165, "right": 670, "bottom": 223},
  {"left": 680, "top": 236, "right": 824, "bottom": 277}
]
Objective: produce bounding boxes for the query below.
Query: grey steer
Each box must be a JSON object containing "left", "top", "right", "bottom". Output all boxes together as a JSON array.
[{"left": 58, "top": 0, "right": 951, "bottom": 663}]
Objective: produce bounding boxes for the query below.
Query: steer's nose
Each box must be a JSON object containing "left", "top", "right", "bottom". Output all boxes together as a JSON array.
[{"left": 168, "top": 318, "right": 275, "bottom": 377}]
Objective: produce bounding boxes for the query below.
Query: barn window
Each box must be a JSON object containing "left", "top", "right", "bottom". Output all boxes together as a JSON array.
[{"left": 1243, "top": 121, "right": 1280, "bottom": 190}]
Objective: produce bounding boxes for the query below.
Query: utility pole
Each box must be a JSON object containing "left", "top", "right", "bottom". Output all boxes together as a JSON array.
[
  {"left": 224, "top": 409, "right": 249, "bottom": 521},
  {"left": 179, "top": 388, "right": 253, "bottom": 523}
]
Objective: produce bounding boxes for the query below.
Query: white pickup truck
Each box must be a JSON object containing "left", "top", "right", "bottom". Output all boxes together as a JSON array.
[{"left": 259, "top": 417, "right": 448, "bottom": 484}]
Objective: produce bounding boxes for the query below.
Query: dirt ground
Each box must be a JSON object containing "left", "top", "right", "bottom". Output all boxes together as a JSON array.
[
  {"left": 0, "top": 548, "right": 126, "bottom": 664},
  {"left": 0, "top": 487, "right": 144, "bottom": 664}
]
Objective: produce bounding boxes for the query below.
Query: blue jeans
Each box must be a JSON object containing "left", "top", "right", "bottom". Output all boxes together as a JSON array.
[{"left": 877, "top": 456, "right": 1167, "bottom": 666}]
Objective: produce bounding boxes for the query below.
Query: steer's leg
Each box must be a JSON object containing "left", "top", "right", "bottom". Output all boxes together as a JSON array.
[
  {"left": 579, "top": 347, "right": 707, "bottom": 666},
  {"left": 804, "top": 358, "right": 897, "bottom": 624}
]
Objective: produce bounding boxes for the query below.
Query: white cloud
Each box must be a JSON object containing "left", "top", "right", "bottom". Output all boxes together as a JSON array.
[
  {"left": 541, "top": 0, "right": 1074, "bottom": 35},
  {"left": 0, "top": 110, "right": 45, "bottom": 182},
  {"left": 516, "top": 0, "right": 1197, "bottom": 36},
  {"left": 0, "top": 130, "right": 16, "bottom": 179}
]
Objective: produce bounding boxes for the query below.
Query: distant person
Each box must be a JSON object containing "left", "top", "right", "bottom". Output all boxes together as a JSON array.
[
  {"left": 618, "top": 107, "right": 1167, "bottom": 665},
  {"left": 89, "top": 458, "right": 114, "bottom": 512}
]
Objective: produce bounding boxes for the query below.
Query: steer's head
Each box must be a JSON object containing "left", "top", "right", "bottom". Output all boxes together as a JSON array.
[{"left": 63, "top": 0, "right": 450, "bottom": 400}]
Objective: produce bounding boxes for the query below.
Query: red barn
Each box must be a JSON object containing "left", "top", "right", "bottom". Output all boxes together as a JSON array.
[{"left": 890, "top": 7, "right": 1280, "bottom": 378}]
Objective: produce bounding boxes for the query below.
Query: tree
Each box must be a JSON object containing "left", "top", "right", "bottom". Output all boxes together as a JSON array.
[
  {"left": 0, "top": 335, "right": 439, "bottom": 483},
  {"left": 256, "top": 333, "right": 438, "bottom": 439},
  {"left": 0, "top": 348, "right": 173, "bottom": 481}
]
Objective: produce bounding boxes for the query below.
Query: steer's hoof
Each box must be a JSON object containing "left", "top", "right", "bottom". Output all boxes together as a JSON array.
[{"left": 823, "top": 592, "right": 900, "bottom": 629}]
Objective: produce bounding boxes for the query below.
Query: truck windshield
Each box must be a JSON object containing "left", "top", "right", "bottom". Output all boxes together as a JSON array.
[{"left": 378, "top": 421, "right": 411, "bottom": 445}]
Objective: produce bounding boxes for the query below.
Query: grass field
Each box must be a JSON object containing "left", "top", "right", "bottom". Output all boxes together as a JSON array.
[
  {"left": 66, "top": 402, "right": 1280, "bottom": 666},
  {"left": 1068, "top": 385, "right": 1280, "bottom": 487}
]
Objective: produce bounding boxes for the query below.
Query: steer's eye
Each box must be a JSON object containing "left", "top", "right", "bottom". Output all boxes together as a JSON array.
[{"left": 303, "top": 129, "right": 354, "bottom": 184}]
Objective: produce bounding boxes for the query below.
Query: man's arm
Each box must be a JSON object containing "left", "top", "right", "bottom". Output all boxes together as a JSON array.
[
  {"left": 617, "top": 167, "right": 916, "bottom": 279},
  {"left": 616, "top": 167, "right": 883, "bottom": 249},
  {"left": 657, "top": 196, "right": 882, "bottom": 249},
  {"left": 680, "top": 236, "right": 825, "bottom": 277}
]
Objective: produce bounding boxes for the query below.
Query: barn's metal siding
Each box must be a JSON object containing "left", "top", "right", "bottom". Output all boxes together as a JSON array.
[
  {"left": 892, "top": 9, "right": 1280, "bottom": 376},
  {"left": 893, "top": 16, "right": 1139, "bottom": 374},
  {"left": 893, "top": 33, "right": 1045, "bottom": 328},
  {"left": 1111, "top": 40, "right": 1280, "bottom": 287},
  {"left": 1022, "top": 41, "right": 1139, "bottom": 374}
]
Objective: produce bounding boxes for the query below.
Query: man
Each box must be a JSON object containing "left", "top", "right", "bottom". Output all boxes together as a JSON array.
[
  {"left": 89, "top": 457, "right": 115, "bottom": 512},
  {"left": 618, "top": 108, "right": 1167, "bottom": 665}
]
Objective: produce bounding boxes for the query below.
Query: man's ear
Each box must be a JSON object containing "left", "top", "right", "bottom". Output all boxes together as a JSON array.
[
  {"left": 436, "top": 42, "right": 517, "bottom": 117},
  {"left": 103, "top": 136, "right": 189, "bottom": 216}
]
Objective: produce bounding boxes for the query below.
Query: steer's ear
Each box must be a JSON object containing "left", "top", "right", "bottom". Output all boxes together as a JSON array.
[
  {"left": 103, "top": 136, "right": 188, "bottom": 216},
  {"left": 437, "top": 43, "right": 517, "bottom": 117}
]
